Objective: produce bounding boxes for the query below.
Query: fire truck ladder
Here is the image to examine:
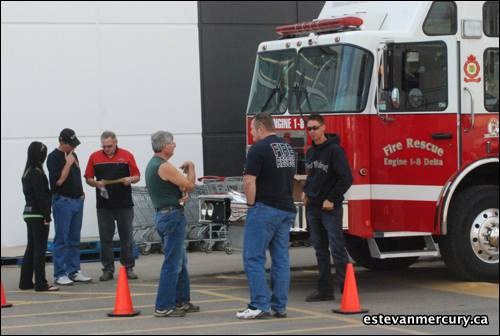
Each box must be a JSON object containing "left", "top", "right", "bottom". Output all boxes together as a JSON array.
[{"left": 367, "top": 232, "right": 440, "bottom": 259}]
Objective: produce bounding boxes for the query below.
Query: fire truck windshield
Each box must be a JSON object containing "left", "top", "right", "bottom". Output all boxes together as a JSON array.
[
  {"left": 247, "top": 49, "right": 296, "bottom": 115},
  {"left": 246, "top": 45, "right": 373, "bottom": 115},
  {"left": 291, "top": 45, "right": 373, "bottom": 114}
]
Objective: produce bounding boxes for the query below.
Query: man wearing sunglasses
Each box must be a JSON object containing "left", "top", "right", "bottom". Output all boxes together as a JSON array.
[
  {"left": 303, "top": 113, "right": 353, "bottom": 302},
  {"left": 84, "top": 131, "right": 140, "bottom": 281}
]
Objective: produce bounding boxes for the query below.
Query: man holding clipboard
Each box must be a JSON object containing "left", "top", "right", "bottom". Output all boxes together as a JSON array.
[{"left": 84, "top": 131, "right": 140, "bottom": 281}]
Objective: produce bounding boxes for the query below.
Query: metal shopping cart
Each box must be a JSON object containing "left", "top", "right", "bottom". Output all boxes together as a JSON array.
[
  {"left": 132, "top": 185, "right": 206, "bottom": 254},
  {"left": 131, "top": 186, "right": 161, "bottom": 255},
  {"left": 131, "top": 177, "right": 245, "bottom": 255},
  {"left": 193, "top": 176, "right": 246, "bottom": 254}
]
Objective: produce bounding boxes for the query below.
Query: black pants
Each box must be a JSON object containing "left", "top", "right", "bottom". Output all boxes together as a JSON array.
[
  {"left": 19, "top": 218, "right": 50, "bottom": 290},
  {"left": 306, "top": 205, "right": 348, "bottom": 293},
  {"left": 97, "top": 208, "right": 135, "bottom": 273}
]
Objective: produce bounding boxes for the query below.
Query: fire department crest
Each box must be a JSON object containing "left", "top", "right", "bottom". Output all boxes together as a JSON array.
[{"left": 464, "top": 55, "right": 481, "bottom": 83}]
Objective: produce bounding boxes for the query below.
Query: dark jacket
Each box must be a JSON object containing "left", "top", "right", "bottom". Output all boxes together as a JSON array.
[
  {"left": 22, "top": 167, "right": 52, "bottom": 222},
  {"left": 303, "top": 134, "right": 353, "bottom": 207}
]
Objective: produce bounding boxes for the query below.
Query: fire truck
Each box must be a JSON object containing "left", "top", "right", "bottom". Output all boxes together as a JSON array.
[{"left": 245, "top": 1, "right": 499, "bottom": 281}]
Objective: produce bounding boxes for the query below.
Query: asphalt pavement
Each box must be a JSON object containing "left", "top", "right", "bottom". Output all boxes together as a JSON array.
[{"left": 1, "top": 248, "right": 498, "bottom": 335}]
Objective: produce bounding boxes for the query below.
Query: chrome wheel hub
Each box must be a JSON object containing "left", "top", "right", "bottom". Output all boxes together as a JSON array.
[{"left": 470, "top": 208, "right": 499, "bottom": 264}]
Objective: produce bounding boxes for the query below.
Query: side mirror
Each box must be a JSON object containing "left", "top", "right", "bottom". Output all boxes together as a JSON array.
[
  {"left": 391, "top": 88, "right": 400, "bottom": 108},
  {"left": 382, "top": 43, "right": 393, "bottom": 90}
]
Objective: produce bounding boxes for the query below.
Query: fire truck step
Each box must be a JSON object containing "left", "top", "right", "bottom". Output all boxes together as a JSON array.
[{"left": 367, "top": 236, "right": 440, "bottom": 259}]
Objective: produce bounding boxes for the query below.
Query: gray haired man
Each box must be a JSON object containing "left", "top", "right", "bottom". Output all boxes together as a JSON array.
[
  {"left": 84, "top": 131, "right": 141, "bottom": 281},
  {"left": 145, "top": 131, "right": 199, "bottom": 317}
]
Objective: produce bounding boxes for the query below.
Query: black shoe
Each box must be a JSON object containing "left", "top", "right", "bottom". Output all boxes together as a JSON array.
[
  {"left": 273, "top": 311, "right": 287, "bottom": 318},
  {"left": 177, "top": 302, "right": 200, "bottom": 313},
  {"left": 99, "top": 271, "right": 114, "bottom": 281},
  {"left": 35, "top": 285, "right": 59, "bottom": 292},
  {"left": 19, "top": 284, "right": 35, "bottom": 290},
  {"left": 305, "top": 290, "right": 335, "bottom": 302},
  {"left": 126, "top": 269, "right": 138, "bottom": 280},
  {"left": 154, "top": 307, "right": 186, "bottom": 317}
]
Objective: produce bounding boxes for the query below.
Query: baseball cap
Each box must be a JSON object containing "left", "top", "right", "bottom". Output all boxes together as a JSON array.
[{"left": 59, "top": 128, "right": 81, "bottom": 147}]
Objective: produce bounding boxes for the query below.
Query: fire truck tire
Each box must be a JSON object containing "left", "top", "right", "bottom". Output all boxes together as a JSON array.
[
  {"left": 344, "top": 234, "right": 419, "bottom": 271},
  {"left": 439, "top": 185, "right": 499, "bottom": 282}
]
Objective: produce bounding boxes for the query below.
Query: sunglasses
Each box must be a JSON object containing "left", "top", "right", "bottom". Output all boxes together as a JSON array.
[{"left": 307, "top": 125, "right": 321, "bottom": 131}]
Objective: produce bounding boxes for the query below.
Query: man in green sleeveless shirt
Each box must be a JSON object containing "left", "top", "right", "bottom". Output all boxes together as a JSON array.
[{"left": 145, "top": 130, "right": 198, "bottom": 317}]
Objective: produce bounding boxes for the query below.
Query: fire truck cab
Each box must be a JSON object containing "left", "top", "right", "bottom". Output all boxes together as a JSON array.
[{"left": 245, "top": 1, "right": 499, "bottom": 281}]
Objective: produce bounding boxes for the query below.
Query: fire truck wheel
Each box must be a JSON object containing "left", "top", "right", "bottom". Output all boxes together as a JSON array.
[
  {"left": 440, "top": 185, "right": 499, "bottom": 282},
  {"left": 344, "top": 234, "right": 419, "bottom": 271}
]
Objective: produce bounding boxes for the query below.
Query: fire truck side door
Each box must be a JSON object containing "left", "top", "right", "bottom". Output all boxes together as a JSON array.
[{"left": 370, "top": 37, "right": 458, "bottom": 233}]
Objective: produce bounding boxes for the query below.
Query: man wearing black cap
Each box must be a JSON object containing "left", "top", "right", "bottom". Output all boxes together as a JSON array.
[{"left": 47, "top": 128, "right": 92, "bottom": 286}]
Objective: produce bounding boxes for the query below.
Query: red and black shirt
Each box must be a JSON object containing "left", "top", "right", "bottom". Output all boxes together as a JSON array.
[{"left": 84, "top": 147, "right": 140, "bottom": 209}]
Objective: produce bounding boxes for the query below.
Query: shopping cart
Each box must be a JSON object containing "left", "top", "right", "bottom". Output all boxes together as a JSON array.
[
  {"left": 198, "top": 176, "right": 244, "bottom": 194},
  {"left": 193, "top": 176, "right": 245, "bottom": 254},
  {"left": 131, "top": 186, "right": 161, "bottom": 255}
]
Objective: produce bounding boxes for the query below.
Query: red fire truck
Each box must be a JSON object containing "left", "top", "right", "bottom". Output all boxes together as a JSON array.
[{"left": 245, "top": 1, "right": 498, "bottom": 281}]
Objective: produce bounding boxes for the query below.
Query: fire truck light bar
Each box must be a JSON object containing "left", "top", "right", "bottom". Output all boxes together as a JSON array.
[{"left": 275, "top": 17, "right": 363, "bottom": 37}]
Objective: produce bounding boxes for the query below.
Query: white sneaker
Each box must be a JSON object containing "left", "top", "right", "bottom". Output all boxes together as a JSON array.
[
  {"left": 69, "top": 270, "right": 92, "bottom": 282},
  {"left": 236, "top": 307, "right": 270, "bottom": 319},
  {"left": 55, "top": 276, "right": 74, "bottom": 286}
]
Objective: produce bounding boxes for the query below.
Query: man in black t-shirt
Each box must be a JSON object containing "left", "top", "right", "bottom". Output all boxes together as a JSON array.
[
  {"left": 236, "top": 112, "right": 296, "bottom": 320},
  {"left": 47, "top": 128, "right": 92, "bottom": 286}
]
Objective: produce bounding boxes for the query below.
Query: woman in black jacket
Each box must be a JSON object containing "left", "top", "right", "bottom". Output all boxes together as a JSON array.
[{"left": 19, "top": 142, "right": 59, "bottom": 291}]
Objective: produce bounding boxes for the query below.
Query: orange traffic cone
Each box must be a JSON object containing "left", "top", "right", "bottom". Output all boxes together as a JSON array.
[
  {"left": 332, "top": 263, "right": 368, "bottom": 314},
  {"left": 1, "top": 281, "right": 13, "bottom": 308},
  {"left": 107, "top": 266, "right": 140, "bottom": 317}
]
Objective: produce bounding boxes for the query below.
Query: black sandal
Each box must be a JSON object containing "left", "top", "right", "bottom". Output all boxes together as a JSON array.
[{"left": 35, "top": 285, "right": 59, "bottom": 292}]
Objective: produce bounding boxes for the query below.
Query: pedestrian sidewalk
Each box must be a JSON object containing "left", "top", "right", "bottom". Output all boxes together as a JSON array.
[{"left": 1, "top": 247, "right": 318, "bottom": 284}]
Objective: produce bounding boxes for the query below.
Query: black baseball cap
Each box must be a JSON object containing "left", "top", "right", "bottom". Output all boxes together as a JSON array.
[{"left": 59, "top": 128, "right": 81, "bottom": 147}]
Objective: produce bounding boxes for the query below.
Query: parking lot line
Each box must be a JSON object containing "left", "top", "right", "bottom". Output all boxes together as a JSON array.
[
  {"left": 1, "top": 298, "right": 235, "bottom": 319},
  {"left": 195, "top": 289, "right": 339, "bottom": 319},
  {"left": 91, "top": 315, "right": 329, "bottom": 335},
  {"left": 4, "top": 292, "right": 156, "bottom": 306},
  {"left": 8, "top": 290, "right": 117, "bottom": 296},
  {"left": 1, "top": 307, "right": 243, "bottom": 330},
  {"left": 196, "top": 289, "right": 429, "bottom": 335},
  {"left": 215, "top": 275, "right": 246, "bottom": 280},
  {"left": 411, "top": 280, "right": 499, "bottom": 299},
  {"left": 5, "top": 287, "right": 249, "bottom": 307},
  {"left": 248, "top": 323, "right": 363, "bottom": 335},
  {"left": 131, "top": 283, "right": 249, "bottom": 291}
]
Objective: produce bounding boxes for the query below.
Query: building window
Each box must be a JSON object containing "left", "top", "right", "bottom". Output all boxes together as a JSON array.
[
  {"left": 483, "top": 1, "right": 499, "bottom": 37},
  {"left": 423, "top": 1, "right": 457, "bottom": 36},
  {"left": 484, "top": 48, "right": 499, "bottom": 112}
]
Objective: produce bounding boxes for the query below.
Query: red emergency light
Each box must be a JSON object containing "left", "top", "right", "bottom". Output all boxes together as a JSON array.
[{"left": 275, "top": 16, "right": 363, "bottom": 37}]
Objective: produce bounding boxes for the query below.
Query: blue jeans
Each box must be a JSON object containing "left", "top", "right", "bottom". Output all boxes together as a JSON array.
[
  {"left": 243, "top": 202, "right": 295, "bottom": 313},
  {"left": 155, "top": 209, "right": 190, "bottom": 310},
  {"left": 52, "top": 195, "right": 84, "bottom": 278},
  {"left": 306, "top": 205, "right": 348, "bottom": 293}
]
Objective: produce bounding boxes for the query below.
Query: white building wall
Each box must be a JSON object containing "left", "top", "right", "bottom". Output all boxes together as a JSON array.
[{"left": 1, "top": 1, "right": 203, "bottom": 247}]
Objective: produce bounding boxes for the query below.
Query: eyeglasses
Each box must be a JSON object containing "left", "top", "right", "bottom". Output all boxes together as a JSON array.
[
  {"left": 102, "top": 144, "right": 115, "bottom": 149},
  {"left": 307, "top": 125, "right": 321, "bottom": 131}
]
